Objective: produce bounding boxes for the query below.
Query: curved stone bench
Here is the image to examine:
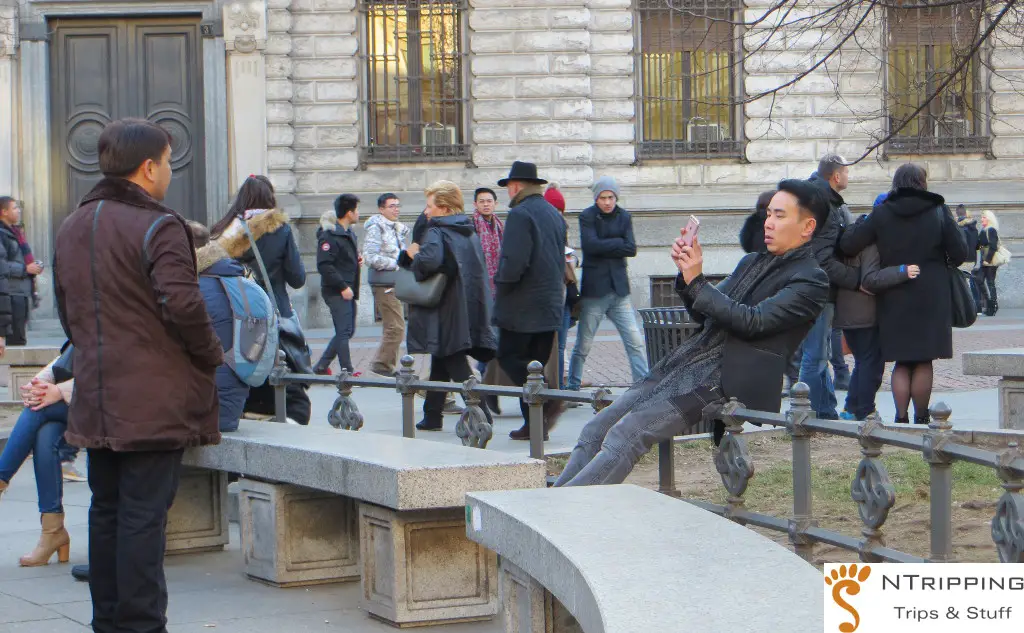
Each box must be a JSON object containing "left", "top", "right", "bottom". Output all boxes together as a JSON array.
[
  {"left": 172, "top": 420, "right": 545, "bottom": 627},
  {"left": 466, "top": 485, "right": 823, "bottom": 633}
]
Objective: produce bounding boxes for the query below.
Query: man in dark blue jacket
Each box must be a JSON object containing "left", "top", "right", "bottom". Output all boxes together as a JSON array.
[
  {"left": 565, "top": 176, "right": 647, "bottom": 391},
  {"left": 314, "top": 194, "right": 362, "bottom": 375},
  {"left": 494, "top": 161, "right": 567, "bottom": 440}
]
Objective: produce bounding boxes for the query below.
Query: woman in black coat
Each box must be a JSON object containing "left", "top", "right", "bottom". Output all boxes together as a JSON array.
[
  {"left": 977, "top": 210, "right": 1001, "bottom": 316},
  {"left": 211, "top": 176, "right": 306, "bottom": 318},
  {"left": 840, "top": 163, "right": 969, "bottom": 425},
  {"left": 401, "top": 181, "right": 497, "bottom": 431}
]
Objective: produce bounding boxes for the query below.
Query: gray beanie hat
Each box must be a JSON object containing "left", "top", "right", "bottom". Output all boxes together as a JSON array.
[{"left": 591, "top": 175, "right": 620, "bottom": 201}]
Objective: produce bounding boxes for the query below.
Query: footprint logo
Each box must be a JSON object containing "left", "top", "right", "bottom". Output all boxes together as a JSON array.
[{"left": 825, "top": 564, "right": 872, "bottom": 633}]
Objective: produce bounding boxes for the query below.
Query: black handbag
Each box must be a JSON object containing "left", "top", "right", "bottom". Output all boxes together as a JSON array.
[
  {"left": 52, "top": 341, "right": 74, "bottom": 383},
  {"left": 394, "top": 268, "right": 448, "bottom": 307},
  {"left": 935, "top": 206, "right": 977, "bottom": 328}
]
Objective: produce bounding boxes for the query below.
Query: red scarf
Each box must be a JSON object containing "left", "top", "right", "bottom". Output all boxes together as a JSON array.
[{"left": 473, "top": 212, "right": 504, "bottom": 293}]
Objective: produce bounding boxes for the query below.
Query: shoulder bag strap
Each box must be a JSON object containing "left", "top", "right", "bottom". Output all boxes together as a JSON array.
[{"left": 240, "top": 220, "right": 281, "bottom": 317}]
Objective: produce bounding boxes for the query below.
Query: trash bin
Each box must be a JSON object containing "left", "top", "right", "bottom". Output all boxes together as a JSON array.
[
  {"left": 638, "top": 307, "right": 710, "bottom": 434},
  {"left": 638, "top": 307, "right": 700, "bottom": 368}
]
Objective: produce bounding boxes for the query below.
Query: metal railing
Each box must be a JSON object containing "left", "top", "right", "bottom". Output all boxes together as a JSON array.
[
  {"left": 269, "top": 353, "right": 613, "bottom": 460},
  {"left": 677, "top": 382, "right": 1024, "bottom": 564},
  {"left": 268, "top": 352, "right": 1024, "bottom": 563}
]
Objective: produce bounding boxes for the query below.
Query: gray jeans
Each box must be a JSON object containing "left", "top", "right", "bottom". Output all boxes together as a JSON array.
[{"left": 554, "top": 382, "right": 724, "bottom": 487}]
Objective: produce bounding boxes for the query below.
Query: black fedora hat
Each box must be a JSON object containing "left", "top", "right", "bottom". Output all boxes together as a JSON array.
[{"left": 497, "top": 161, "right": 548, "bottom": 187}]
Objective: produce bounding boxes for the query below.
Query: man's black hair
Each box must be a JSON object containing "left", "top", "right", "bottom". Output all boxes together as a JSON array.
[
  {"left": 474, "top": 187, "right": 497, "bottom": 202},
  {"left": 98, "top": 118, "right": 172, "bottom": 178},
  {"left": 377, "top": 193, "right": 398, "bottom": 208},
  {"left": 0, "top": 196, "right": 14, "bottom": 213},
  {"left": 334, "top": 193, "right": 360, "bottom": 219},
  {"left": 777, "top": 179, "right": 829, "bottom": 234}
]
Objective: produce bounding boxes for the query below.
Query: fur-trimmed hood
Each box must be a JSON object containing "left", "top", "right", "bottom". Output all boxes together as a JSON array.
[
  {"left": 320, "top": 210, "right": 337, "bottom": 232},
  {"left": 196, "top": 209, "right": 290, "bottom": 273}
]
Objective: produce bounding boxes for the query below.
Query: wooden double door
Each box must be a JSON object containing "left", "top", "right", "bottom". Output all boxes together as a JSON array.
[{"left": 50, "top": 17, "right": 206, "bottom": 231}]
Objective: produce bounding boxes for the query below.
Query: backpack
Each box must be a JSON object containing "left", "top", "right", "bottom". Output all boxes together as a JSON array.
[{"left": 214, "top": 274, "right": 279, "bottom": 387}]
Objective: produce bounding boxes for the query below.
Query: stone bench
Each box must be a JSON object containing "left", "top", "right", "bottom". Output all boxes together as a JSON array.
[
  {"left": 963, "top": 348, "right": 1024, "bottom": 430},
  {"left": 0, "top": 346, "right": 61, "bottom": 400},
  {"left": 466, "top": 485, "right": 823, "bottom": 633},
  {"left": 173, "top": 420, "right": 545, "bottom": 627}
]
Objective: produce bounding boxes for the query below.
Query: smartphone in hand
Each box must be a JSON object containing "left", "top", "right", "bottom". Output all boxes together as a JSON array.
[{"left": 679, "top": 215, "right": 701, "bottom": 248}]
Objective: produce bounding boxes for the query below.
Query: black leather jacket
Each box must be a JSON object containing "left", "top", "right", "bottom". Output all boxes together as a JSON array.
[{"left": 678, "top": 245, "right": 829, "bottom": 413}]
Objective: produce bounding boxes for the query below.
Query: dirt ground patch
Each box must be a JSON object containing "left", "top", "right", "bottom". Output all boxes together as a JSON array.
[{"left": 549, "top": 432, "right": 1010, "bottom": 564}]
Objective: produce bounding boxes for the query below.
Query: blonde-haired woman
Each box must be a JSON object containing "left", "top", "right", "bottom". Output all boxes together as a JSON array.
[
  {"left": 978, "top": 210, "right": 1001, "bottom": 316},
  {"left": 401, "top": 181, "right": 497, "bottom": 431}
]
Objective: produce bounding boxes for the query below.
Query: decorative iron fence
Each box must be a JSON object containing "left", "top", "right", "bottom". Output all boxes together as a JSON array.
[
  {"left": 269, "top": 353, "right": 613, "bottom": 460},
  {"left": 681, "top": 383, "right": 1024, "bottom": 564},
  {"left": 268, "top": 352, "right": 1024, "bottom": 563}
]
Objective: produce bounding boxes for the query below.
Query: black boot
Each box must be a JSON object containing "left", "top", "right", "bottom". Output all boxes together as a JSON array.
[
  {"left": 71, "top": 564, "right": 89, "bottom": 582},
  {"left": 415, "top": 417, "right": 443, "bottom": 431},
  {"left": 914, "top": 415, "right": 930, "bottom": 425},
  {"left": 894, "top": 415, "right": 909, "bottom": 424}
]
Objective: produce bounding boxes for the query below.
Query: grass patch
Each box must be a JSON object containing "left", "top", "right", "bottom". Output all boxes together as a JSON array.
[{"left": 691, "top": 449, "right": 1003, "bottom": 515}]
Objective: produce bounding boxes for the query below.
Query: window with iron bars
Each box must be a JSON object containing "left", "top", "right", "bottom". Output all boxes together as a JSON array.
[
  {"left": 361, "top": 0, "right": 468, "bottom": 163},
  {"left": 635, "top": 0, "right": 744, "bottom": 160},
  {"left": 886, "top": 2, "right": 989, "bottom": 155}
]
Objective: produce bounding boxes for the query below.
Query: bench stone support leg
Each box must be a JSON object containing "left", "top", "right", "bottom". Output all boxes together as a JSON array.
[
  {"left": 998, "top": 378, "right": 1024, "bottom": 430},
  {"left": 359, "top": 503, "right": 497, "bottom": 627},
  {"left": 237, "top": 479, "right": 359, "bottom": 587},
  {"left": 500, "top": 559, "right": 582, "bottom": 633},
  {"left": 166, "top": 467, "right": 229, "bottom": 555}
]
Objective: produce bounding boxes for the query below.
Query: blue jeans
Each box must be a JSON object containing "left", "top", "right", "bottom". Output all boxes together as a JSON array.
[
  {"left": 0, "top": 401, "right": 70, "bottom": 513},
  {"left": 830, "top": 328, "right": 850, "bottom": 378},
  {"left": 566, "top": 293, "right": 648, "bottom": 390},
  {"left": 799, "top": 303, "right": 838, "bottom": 418},
  {"left": 557, "top": 305, "right": 573, "bottom": 389},
  {"left": 843, "top": 327, "right": 885, "bottom": 420}
]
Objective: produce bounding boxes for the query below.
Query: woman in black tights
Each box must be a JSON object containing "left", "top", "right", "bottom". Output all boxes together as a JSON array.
[{"left": 840, "top": 164, "right": 969, "bottom": 424}]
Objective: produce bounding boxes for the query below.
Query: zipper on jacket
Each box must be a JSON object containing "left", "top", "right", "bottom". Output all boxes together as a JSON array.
[{"left": 90, "top": 202, "right": 106, "bottom": 418}]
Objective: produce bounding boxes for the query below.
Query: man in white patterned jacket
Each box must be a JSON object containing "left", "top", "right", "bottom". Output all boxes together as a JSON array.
[{"left": 363, "top": 193, "right": 411, "bottom": 376}]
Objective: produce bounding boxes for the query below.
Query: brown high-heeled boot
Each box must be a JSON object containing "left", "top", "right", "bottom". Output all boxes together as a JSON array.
[
  {"left": 19, "top": 513, "right": 71, "bottom": 567},
  {"left": 0, "top": 479, "right": 8, "bottom": 499}
]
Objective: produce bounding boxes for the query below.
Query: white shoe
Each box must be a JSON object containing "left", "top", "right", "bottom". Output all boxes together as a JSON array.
[{"left": 62, "top": 463, "right": 87, "bottom": 483}]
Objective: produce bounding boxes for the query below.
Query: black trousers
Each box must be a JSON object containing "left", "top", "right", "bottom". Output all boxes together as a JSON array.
[
  {"left": 423, "top": 352, "right": 491, "bottom": 424},
  {"left": 497, "top": 329, "right": 557, "bottom": 421},
  {"left": 316, "top": 294, "right": 356, "bottom": 372},
  {"left": 9, "top": 295, "right": 28, "bottom": 346},
  {"left": 87, "top": 448, "right": 184, "bottom": 633}
]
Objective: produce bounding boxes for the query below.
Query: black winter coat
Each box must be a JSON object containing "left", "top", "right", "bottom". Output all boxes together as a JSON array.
[
  {"left": 198, "top": 258, "right": 251, "bottom": 432},
  {"left": 404, "top": 215, "right": 497, "bottom": 359},
  {"left": 840, "top": 188, "right": 969, "bottom": 362},
  {"left": 958, "top": 218, "right": 980, "bottom": 259},
  {"left": 236, "top": 211, "right": 305, "bottom": 318},
  {"left": 579, "top": 204, "right": 636, "bottom": 297},
  {"left": 808, "top": 176, "right": 860, "bottom": 301},
  {"left": 493, "top": 193, "right": 566, "bottom": 333},
  {"left": 979, "top": 226, "right": 1000, "bottom": 266},
  {"left": 678, "top": 244, "right": 829, "bottom": 413},
  {"left": 739, "top": 209, "right": 767, "bottom": 254},
  {"left": 317, "top": 224, "right": 360, "bottom": 300}
]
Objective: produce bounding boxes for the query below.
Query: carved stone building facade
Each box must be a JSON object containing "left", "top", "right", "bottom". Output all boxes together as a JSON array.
[{"left": 1, "top": 0, "right": 1020, "bottom": 329}]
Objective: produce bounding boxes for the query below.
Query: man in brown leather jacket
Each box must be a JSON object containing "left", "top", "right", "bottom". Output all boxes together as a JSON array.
[{"left": 53, "top": 118, "right": 223, "bottom": 633}]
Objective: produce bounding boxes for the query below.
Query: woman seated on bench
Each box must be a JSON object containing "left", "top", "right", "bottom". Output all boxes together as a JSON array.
[{"left": 0, "top": 356, "right": 75, "bottom": 566}]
